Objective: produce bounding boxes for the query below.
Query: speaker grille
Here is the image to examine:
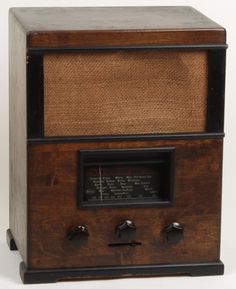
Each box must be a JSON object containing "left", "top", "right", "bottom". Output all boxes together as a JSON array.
[{"left": 44, "top": 50, "right": 207, "bottom": 137}]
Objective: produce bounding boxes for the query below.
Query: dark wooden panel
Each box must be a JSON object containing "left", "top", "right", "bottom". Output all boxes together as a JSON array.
[
  {"left": 20, "top": 261, "right": 224, "bottom": 284},
  {"left": 27, "top": 53, "right": 44, "bottom": 137},
  {"left": 206, "top": 49, "right": 226, "bottom": 132},
  {"left": 10, "top": 7, "right": 226, "bottom": 48},
  {"left": 27, "top": 30, "right": 225, "bottom": 49},
  {"left": 27, "top": 138, "right": 223, "bottom": 269},
  {"left": 9, "top": 11, "right": 27, "bottom": 264}
]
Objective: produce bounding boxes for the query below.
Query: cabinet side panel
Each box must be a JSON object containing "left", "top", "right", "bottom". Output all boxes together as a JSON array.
[{"left": 9, "top": 11, "right": 27, "bottom": 264}]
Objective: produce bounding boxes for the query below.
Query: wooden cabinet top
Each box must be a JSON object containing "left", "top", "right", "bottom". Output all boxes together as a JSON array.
[{"left": 10, "top": 7, "right": 226, "bottom": 48}]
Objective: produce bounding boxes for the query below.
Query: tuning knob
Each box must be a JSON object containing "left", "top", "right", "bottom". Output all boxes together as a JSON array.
[
  {"left": 67, "top": 225, "right": 89, "bottom": 242},
  {"left": 115, "top": 220, "right": 136, "bottom": 239},
  {"left": 163, "top": 222, "right": 184, "bottom": 243}
]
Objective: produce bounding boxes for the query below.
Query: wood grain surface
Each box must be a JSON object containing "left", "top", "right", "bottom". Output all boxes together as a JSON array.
[
  {"left": 10, "top": 7, "right": 223, "bottom": 31},
  {"left": 28, "top": 30, "right": 226, "bottom": 49},
  {"left": 27, "top": 138, "right": 223, "bottom": 269},
  {"left": 10, "top": 7, "right": 226, "bottom": 48},
  {"left": 9, "top": 11, "right": 28, "bottom": 264},
  {"left": 8, "top": 7, "right": 225, "bottom": 274}
]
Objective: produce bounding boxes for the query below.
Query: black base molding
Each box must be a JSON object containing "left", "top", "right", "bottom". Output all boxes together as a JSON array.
[
  {"left": 20, "top": 261, "right": 224, "bottom": 284},
  {"left": 6, "top": 229, "right": 18, "bottom": 251}
]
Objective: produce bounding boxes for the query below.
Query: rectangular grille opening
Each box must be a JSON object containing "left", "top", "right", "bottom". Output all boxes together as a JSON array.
[{"left": 44, "top": 50, "right": 208, "bottom": 137}]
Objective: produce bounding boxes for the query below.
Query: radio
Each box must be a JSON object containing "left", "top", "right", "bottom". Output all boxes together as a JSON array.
[{"left": 8, "top": 7, "right": 227, "bottom": 284}]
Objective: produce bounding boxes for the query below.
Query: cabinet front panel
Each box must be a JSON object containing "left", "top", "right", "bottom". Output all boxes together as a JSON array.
[{"left": 27, "top": 138, "right": 222, "bottom": 269}]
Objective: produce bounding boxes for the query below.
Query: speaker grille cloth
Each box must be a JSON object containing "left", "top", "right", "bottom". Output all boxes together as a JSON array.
[{"left": 44, "top": 50, "right": 207, "bottom": 136}]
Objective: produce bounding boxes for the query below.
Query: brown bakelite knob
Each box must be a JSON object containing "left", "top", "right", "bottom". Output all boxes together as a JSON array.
[
  {"left": 115, "top": 220, "right": 136, "bottom": 239},
  {"left": 163, "top": 222, "right": 184, "bottom": 243},
  {"left": 67, "top": 225, "right": 89, "bottom": 241}
]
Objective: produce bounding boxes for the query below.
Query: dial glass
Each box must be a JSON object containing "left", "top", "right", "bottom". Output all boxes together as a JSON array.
[
  {"left": 78, "top": 148, "right": 174, "bottom": 208},
  {"left": 84, "top": 163, "right": 161, "bottom": 202}
]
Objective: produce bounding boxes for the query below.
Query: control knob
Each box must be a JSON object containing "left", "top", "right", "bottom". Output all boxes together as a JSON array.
[
  {"left": 163, "top": 222, "right": 184, "bottom": 243},
  {"left": 115, "top": 220, "right": 136, "bottom": 239},
  {"left": 67, "top": 225, "right": 89, "bottom": 243}
]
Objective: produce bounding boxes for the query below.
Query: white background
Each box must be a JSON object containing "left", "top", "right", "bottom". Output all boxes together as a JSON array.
[{"left": 0, "top": 0, "right": 235, "bottom": 288}]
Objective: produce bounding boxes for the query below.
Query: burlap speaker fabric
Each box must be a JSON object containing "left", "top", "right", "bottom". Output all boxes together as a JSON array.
[{"left": 44, "top": 50, "right": 207, "bottom": 136}]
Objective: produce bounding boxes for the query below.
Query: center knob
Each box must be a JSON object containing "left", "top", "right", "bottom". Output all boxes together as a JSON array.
[{"left": 115, "top": 220, "right": 136, "bottom": 239}]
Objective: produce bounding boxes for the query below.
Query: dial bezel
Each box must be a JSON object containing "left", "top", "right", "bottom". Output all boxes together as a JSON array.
[{"left": 78, "top": 147, "right": 175, "bottom": 208}]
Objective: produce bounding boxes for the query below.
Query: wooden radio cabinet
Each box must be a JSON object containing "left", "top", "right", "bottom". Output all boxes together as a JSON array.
[{"left": 7, "top": 7, "right": 227, "bottom": 284}]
